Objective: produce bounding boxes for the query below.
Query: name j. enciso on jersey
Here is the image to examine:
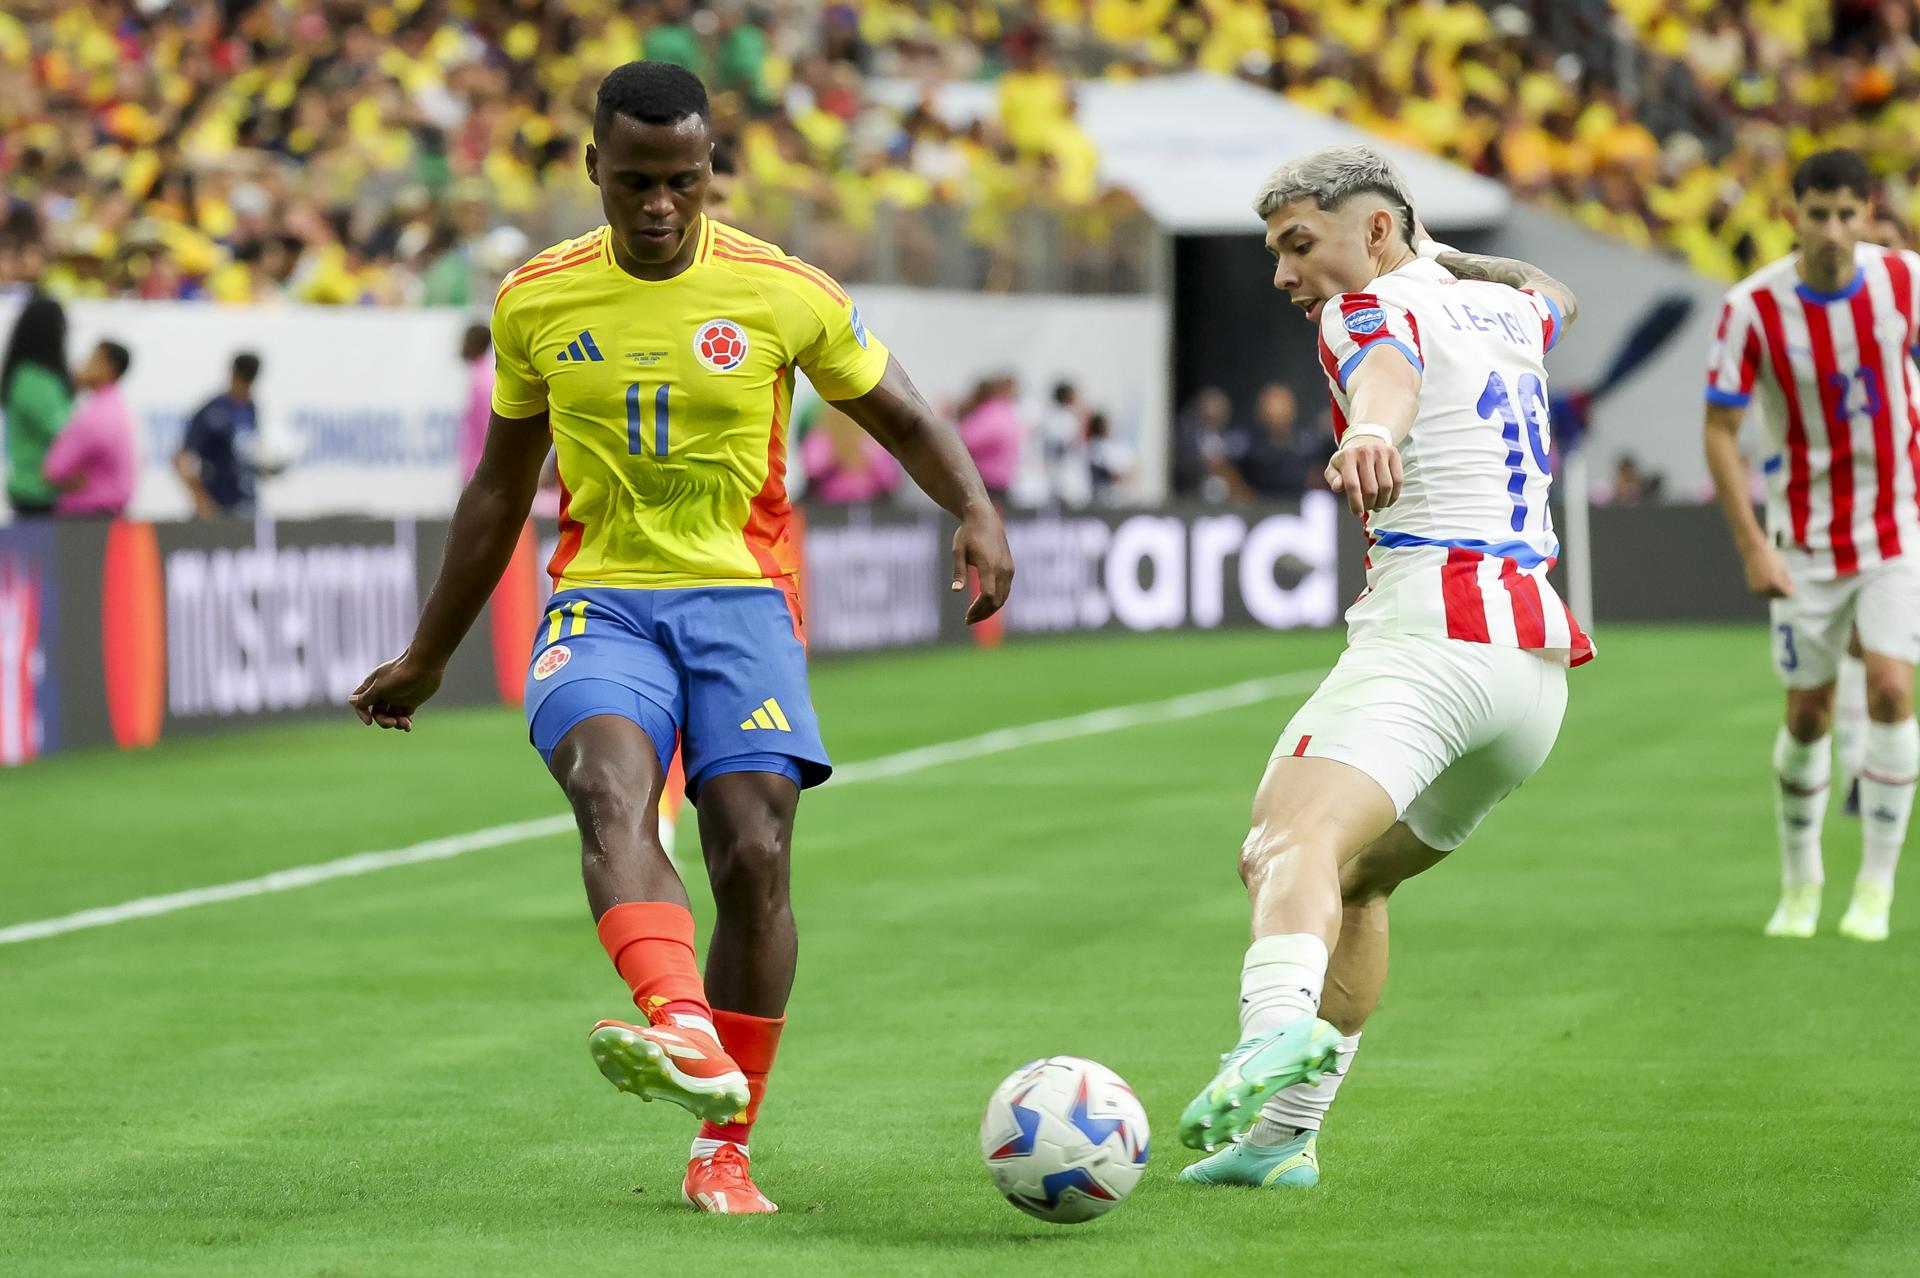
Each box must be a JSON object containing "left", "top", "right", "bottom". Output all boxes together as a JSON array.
[{"left": 1438, "top": 301, "right": 1536, "bottom": 347}]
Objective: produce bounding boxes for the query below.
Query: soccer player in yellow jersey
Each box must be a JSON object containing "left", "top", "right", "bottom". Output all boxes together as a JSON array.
[{"left": 350, "top": 62, "right": 1013, "bottom": 1214}]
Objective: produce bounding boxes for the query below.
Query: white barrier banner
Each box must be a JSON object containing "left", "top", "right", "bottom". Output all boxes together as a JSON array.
[
  {"left": 56, "top": 300, "right": 471, "bottom": 522},
  {"left": 3, "top": 289, "right": 1167, "bottom": 521}
]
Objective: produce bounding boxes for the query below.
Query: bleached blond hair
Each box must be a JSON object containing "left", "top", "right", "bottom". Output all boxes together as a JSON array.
[{"left": 1252, "top": 145, "right": 1417, "bottom": 244}]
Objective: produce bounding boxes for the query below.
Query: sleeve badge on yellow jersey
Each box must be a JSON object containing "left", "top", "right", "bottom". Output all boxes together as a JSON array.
[{"left": 693, "top": 319, "right": 750, "bottom": 372}]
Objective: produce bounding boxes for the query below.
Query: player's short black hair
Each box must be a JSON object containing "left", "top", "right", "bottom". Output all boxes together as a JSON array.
[
  {"left": 98, "top": 339, "right": 131, "bottom": 380},
  {"left": 233, "top": 351, "right": 262, "bottom": 383},
  {"left": 1792, "top": 149, "right": 1872, "bottom": 201},
  {"left": 594, "top": 61, "right": 710, "bottom": 139}
]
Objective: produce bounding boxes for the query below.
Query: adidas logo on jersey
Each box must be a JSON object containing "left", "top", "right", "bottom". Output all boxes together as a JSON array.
[
  {"left": 555, "top": 331, "right": 605, "bottom": 362},
  {"left": 738, "top": 698, "right": 792, "bottom": 732}
]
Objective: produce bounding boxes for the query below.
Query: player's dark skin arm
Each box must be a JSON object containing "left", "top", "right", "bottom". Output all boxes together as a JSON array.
[
  {"left": 348, "top": 409, "right": 550, "bottom": 729},
  {"left": 832, "top": 353, "right": 1014, "bottom": 622},
  {"left": 1432, "top": 249, "right": 1581, "bottom": 333}
]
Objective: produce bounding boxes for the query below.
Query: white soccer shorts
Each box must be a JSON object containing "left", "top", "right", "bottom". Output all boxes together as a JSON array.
[
  {"left": 1272, "top": 633, "right": 1569, "bottom": 852},
  {"left": 1770, "top": 555, "right": 1920, "bottom": 689}
]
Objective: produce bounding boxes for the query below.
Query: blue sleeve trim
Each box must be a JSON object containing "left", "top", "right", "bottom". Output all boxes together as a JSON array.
[
  {"left": 1541, "top": 294, "right": 1565, "bottom": 352},
  {"left": 1337, "top": 338, "right": 1422, "bottom": 390},
  {"left": 1705, "top": 386, "right": 1752, "bottom": 408}
]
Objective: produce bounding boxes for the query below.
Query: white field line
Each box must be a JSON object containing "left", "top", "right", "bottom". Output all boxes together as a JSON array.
[{"left": 0, "top": 671, "right": 1319, "bottom": 947}]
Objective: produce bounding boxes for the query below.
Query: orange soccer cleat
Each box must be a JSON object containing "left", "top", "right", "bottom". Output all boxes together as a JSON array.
[
  {"left": 588, "top": 1019, "right": 749, "bottom": 1124},
  {"left": 682, "top": 1142, "right": 777, "bottom": 1214}
]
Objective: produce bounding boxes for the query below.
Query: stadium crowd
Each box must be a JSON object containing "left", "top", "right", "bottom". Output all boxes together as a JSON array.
[
  {"left": 2, "top": 0, "right": 1916, "bottom": 307},
  {"left": 0, "top": 0, "right": 1151, "bottom": 303}
]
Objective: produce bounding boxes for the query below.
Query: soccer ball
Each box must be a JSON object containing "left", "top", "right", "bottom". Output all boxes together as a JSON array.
[{"left": 980, "top": 1056, "right": 1150, "bottom": 1224}]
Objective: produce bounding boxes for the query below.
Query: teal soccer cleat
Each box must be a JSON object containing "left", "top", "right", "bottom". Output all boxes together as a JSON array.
[
  {"left": 1178, "top": 1015, "right": 1342, "bottom": 1150},
  {"left": 1179, "top": 1129, "right": 1319, "bottom": 1187}
]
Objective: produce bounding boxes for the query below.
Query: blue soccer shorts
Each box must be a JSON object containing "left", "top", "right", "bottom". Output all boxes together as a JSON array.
[{"left": 523, "top": 584, "right": 830, "bottom": 800}]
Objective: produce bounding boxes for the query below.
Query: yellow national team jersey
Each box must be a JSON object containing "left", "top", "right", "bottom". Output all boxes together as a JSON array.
[{"left": 490, "top": 217, "right": 891, "bottom": 591}]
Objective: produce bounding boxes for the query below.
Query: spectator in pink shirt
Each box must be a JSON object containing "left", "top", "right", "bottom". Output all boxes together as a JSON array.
[
  {"left": 44, "top": 340, "right": 136, "bottom": 518},
  {"left": 801, "top": 408, "right": 900, "bottom": 503},
  {"left": 956, "top": 375, "right": 1024, "bottom": 503},
  {"left": 458, "top": 323, "right": 493, "bottom": 483}
]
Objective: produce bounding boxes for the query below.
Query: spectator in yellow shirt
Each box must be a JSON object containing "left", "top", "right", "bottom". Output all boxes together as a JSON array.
[{"left": 998, "top": 31, "right": 1070, "bottom": 157}]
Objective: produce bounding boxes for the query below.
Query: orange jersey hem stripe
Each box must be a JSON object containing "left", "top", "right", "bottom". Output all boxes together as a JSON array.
[
  {"left": 742, "top": 366, "right": 802, "bottom": 639},
  {"left": 710, "top": 238, "right": 850, "bottom": 306},
  {"left": 507, "top": 241, "right": 598, "bottom": 281},
  {"left": 711, "top": 248, "right": 850, "bottom": 307},
  {"left": 712, "top": 243, "right": 849, "bottom": 305},
  {"left": 499, "top": 243, "right": 603, "bottom": 298},
  {"left": 548, "top": 475, "right": 585, "bottom": 586},
  {"left": 711, "top": 227, "right": 783, "bottom": 261},
  {"left": 499, "top": 255, "right": 600, "bottom": 299},
  {"left": 500, "top": 246, "right": 602, "bottom": 296}
]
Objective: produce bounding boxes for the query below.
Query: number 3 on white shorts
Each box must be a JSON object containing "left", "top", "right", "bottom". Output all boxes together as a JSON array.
[{"left": 1775, "top": 622, "right": 1799, "bottom": 672}]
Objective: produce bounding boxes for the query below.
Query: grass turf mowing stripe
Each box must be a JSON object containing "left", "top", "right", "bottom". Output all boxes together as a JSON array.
[{"left": 0, "top": 671, "right": 1319, "bottom": 947}]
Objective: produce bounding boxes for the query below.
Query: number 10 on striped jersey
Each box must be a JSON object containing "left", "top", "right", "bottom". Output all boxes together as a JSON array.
[
  {"left": 627, "top": 383, "right": 670, "bottom": 458},
  {"left": 1476, "top": 370, "right": 1551, "bottom": 532}
]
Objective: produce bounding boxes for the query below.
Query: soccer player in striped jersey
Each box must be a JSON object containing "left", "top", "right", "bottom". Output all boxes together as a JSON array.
[
  {"left": 1703, "top": 149, "right": 1920, "bottom": 943},
  {"left": 1177, "top": 145, "right": 1589, "bottom": 1189},
  {"left": 349, "top": 62, "right": 1013, "bottom": 1213}
]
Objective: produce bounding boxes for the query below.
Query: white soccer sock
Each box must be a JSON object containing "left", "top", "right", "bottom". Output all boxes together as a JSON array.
[
  {"left": 1774, "top": 728, "right": 1829, "bottom": 887},
  {"left": 1858, "top": 717, "right": 1918, "bottom": 891},
  {"left": 1251, "top": 1031, "right": 1362, "bottom": 1141},
  {"left": 1836, "top": 655, "right": 1869, "bottom": 785},
  {"left": 1238, "top": 933, "right": 1328, "bottom": 1040},
  {"left": 690, "top": 1136, "right": 745, "bottom": 1159}
]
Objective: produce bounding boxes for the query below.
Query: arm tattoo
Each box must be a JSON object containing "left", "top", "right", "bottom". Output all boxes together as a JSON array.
[{"left": 1434, "top": 250, "right": 1580, "bottom": 328}]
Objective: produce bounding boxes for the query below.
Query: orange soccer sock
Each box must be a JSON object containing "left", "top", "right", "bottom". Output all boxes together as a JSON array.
[
  {"left": 596, "top": 902, "right": 712, "bottom": 1028},
  {"left": 696, "top": 1010, "right": 786, "bottom": 1146}
]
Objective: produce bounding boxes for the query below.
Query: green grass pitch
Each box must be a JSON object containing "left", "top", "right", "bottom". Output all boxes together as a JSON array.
[{"left": 2, "top": 626, "right": 1916, "bottom": 1276}]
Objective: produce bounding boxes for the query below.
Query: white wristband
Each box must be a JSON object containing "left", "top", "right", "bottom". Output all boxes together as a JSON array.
[
  {"left": 1340, "top": 423, "right": 1394, "bottom": 450},
  {"left": 1415, "top": 238, "right": 1457, "bottom": 260}
]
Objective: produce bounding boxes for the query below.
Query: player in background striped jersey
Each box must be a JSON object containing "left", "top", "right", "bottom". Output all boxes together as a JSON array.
[
  {"left": 1176, "top": 146, "right": 1588, "bottom": 1189},
  {"left": 1825, "top": 213, "right": 1917, "bottom": 826},
  {"left": 1704, "top": 149, "right": 1920, "bottom": 943}
]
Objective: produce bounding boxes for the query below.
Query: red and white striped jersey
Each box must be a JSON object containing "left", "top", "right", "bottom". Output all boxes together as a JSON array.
[
  {"left": 1708, "top": 243, "right": 1920, "bottom": 579},
  {"left": 1316, "top": 258, "right": 1594, "bottom": 666}
]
